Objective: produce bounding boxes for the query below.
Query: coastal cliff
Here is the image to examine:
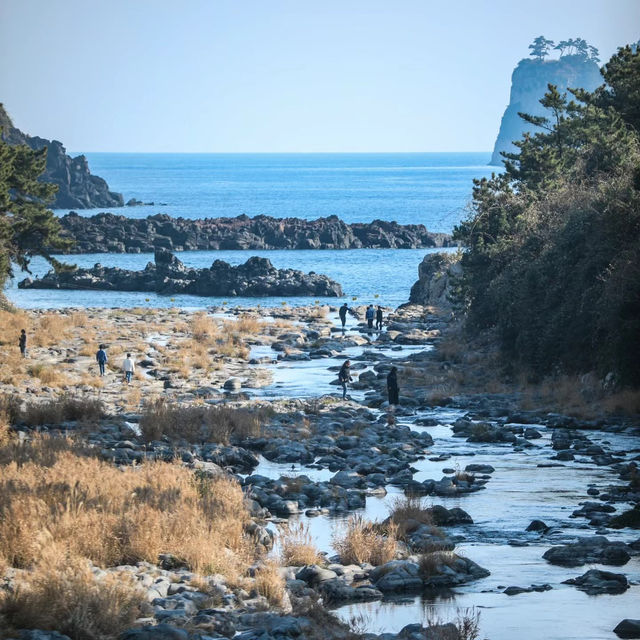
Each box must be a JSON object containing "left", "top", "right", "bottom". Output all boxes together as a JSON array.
[
  {"left": 491, "top": 56, "right": 601, "bottom": 165},
  {"left": 0, "top": 103, "right": 124, "bottom": 209},
  {"left": 56, "top": 212, "right": 455, "bottom": 253}
]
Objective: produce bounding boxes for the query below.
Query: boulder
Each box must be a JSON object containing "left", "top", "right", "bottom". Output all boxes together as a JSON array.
[
  {"left": 615, "top": 620, "right": 640, "bottom": 639},
  {"left": 542, "top": 537, "right": 631, "bottom": 567},
  {"left": 563, "top": 569, "right": 629, "bottom": 595}
]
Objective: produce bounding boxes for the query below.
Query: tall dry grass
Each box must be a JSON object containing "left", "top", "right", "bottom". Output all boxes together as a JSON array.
[
  {"left": 0, "top": 551, "right": 143, "bottom": 640},
  {"left": 253, "top": 560, "right": 286, "bottom": 606},
  {"left": 279, "top": 522, "right": 323, "bottom": 566},
  {"left": 332, "top": 516, "right": 397, "bottom": 566},
  {"left": 0, "top": 435, "right": 252, "bottom": 577},
  {"left": 139, "top": 398, "right": 266, "bottom": 444}
]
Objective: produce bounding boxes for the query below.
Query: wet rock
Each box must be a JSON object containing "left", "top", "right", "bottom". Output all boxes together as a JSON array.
[
  {"left": 526, "top": 519, "right": 550, "bottom": 533},
  {"left": 295, "top": 565, "right": 338, "bottom": 586},
  {"left": 370, "top": 560, "right": 423, "bottom": 592},
  {"left": 503, "top": 583, "right": 552, "bottom": 596},
  {"left": 542, "top": 536, "right": 631, "bottom": 567},
  {"left": 120, "top": 625, "right": 189, "bottom": 640},
  {"left": 464, "top": 463, "right": 495, "bottom": 474},
  {"left": 609, "top": 507, "right": 640, "bottom": 530},
  {"left": 428, "top": 505, "right": 473, "bottom": 526},
  {"left": 563, "top": 569, "right": 629, "bottom": 595},
  {"left": 614, "top": 619, "right": 640, "bottom": 639},
  {"left": 319, "top": 578, "right": 383, "bottom": 603}
]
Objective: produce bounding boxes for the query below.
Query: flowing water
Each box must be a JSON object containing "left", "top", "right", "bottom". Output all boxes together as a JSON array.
[{"left": 242, "top": 334, "right": 640, "bottom": 640}]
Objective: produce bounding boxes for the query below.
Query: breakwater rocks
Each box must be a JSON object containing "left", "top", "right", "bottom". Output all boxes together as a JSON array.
[
  {"left": 19, "top": 249, "right": 343, "bottom": 297},
  {"left": 57, "top": 212, "right": 456, "bottom": 253},
  {"left": 0, "top": 103, "right": 124, "bottom": 209}
]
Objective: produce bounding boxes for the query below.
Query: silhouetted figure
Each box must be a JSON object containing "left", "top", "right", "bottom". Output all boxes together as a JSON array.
[
  {"left": 365, "top": 305, "right": 375, "bottom": 330},
  {"left": 387, "top": 366, "right": 399, "bottom": 405},
  {"left": 122, "top": 353, "right": 136, "bottom": 384},
  {"left": 376, "top": 306, "right": 383, "bottom": 330},
  {"left": 96, "top": 344, "right": 108, "bottom": 376},
  {"left": 338, "top": 303, "right": 348, "bottom": 329},
  {"left": 18, "top": 329, "right": 27, "bottom": 358},
  {"left": 338, "top": 359, "right": 353, "bottom": 400}
]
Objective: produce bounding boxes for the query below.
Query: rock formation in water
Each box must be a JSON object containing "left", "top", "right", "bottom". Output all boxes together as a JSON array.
[
  {"left": 56, "top": 212, "right": 455, "bottom": 253},
  {"left": 18, "top": 249, "right": 343, "bottom": 297},
  {"left": 491, "top": 55, "right": 602, "bottom": 165},
  {"left": 0, "top": 103, "right": 124, "bottom": 209},
  {"left": 408, "top": 252, "right": 461, "bottom": 308}
]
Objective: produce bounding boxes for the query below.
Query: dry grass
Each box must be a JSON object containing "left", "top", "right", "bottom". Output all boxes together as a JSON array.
[
  {"left": 0, "top": 435, "right": 253, "bottom": 578},
  {"left": 235, "top": 314, "right": 264, "bottom": 334},
  {"left": 139, "top": 398, "right": 266, "bottom": 444},
  {"left": 253, "top": 560, "right": 286, "bottom": 606},
  {"left": 14, "top": 395, "right": 105, "bottom": 427},
  {"left": 279, "top": 522, "right": 323, "bottom": 566},
  {"left": 0, "top": 551, "right": 143, "bottom": 640},
  {"left": 332, "top": 516, "right": 397, "bottom": 566},
  {"left": 388, "top": 496, "right": 444, "bottom": 541},
  {"left": 27, "top": 363, "right": 70, "bottom": 387},
  {"left": 418, "top": 551, "right": 459, "bottom": 578}
]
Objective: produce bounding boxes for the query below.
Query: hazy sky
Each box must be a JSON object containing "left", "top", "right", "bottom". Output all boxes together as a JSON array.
[{"left": 1, "top": 0, "right": 638, "bottom": 152}]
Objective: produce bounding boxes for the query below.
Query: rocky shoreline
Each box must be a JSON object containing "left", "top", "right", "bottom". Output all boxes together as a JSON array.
[
  {"left": 18, "top": 249, "right": 343, "bottom": 298},
  {"left": 56, "top": 212, "right": 456, "bottom": 253},
  {"left": 1, "top": 287, "right": 638, "bottom": 639}
]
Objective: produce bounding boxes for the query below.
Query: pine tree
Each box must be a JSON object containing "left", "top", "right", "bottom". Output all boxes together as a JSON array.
[
  {"left": 528, "top": 36, "right": 554, "bottom": 60},
  {"left": 0, "top": 134, "right": 72, "bottom": 297}
]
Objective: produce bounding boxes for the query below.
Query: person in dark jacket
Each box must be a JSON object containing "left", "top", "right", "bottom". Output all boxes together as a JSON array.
[
  {"left": 338, "top": 303, "right": 348, "bottom": 329},
  {"left": 338, "top": 359, "right": 353, "bottom": 400},
  {"left": 19, "top": 329, "right": 27, "bottom": 358},
  {"left": 387, "top": 366, "right": 399, "bottom": 405},
  {"left": 375, "top": 306, "right": 383, "bottom": 331},
  {"left": 96, "top": 344, "right": 108, "bottom": 377},
  {"left": 365, "top": 305, "right": 375, "bottom": 330}
]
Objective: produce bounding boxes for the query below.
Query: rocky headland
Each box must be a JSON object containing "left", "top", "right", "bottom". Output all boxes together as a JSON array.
[
  {"left": 491, "top": 55, "right": 601, "bottom": 165},
  {"left": 18, "top": 248, "right": 343, "bottom": 297},
  {"left": 56, "top": 211, "right": 456, "bottom": 253},
  {"left": 0, "top": 103, "right": 124, "bottom": 209}
]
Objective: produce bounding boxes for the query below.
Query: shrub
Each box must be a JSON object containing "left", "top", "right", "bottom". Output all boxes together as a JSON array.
[
  {"left": 418, "top": 551, "right": 458, "bottom": 578},
  {"left": 139, "top": 398, "right": 265, "bottom": 444},
  {"left": 332, "top": 516, "right": 397, "bottom": 566},
  {"left": 18, "top": 394, "right": 105, "bottom": 426},
  {"left": 279, "top": 522, "right": 322, "bottom": 566}
]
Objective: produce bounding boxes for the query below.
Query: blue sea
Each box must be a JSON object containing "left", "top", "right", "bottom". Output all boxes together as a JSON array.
[{"left": 8, "top": 153, "right": 496, "bottom": 309}]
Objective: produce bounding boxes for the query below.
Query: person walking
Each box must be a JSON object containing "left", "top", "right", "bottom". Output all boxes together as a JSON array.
[
  {"left": 338, "top": 303, "right": 348, "bottom": 329},
  {"left": 338, "top": 359, "right": 352, "bottom": 400},
  {"left": 365, "top": 305, "right": 375, "bottom": 330},
  {"left": 96, "top": 344, "right": 108, "bottom": 376},
  {"left": 122, "top": 353, "right": 136, "bottom": 384},
  {"left": 387, "top": 366, "right": 399, "bottom": 406},
  {"left": 18, "top": 329, "right": 27, "bottom": 358},
  {"left": 376, "top": 306, "right": 383, "bottom": 331}
]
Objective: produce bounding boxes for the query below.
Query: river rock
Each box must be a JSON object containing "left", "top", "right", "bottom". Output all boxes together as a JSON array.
[
  {"left": 563, "top": 569, "right": 629, "bottom": 595},
  {"left": 615, "top": 620, "right": 640, "bottom": 639},
  {"left": 542, "top": 536, "right": 631, "bottom": 567}
]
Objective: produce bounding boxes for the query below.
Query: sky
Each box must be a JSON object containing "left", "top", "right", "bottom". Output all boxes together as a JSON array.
[{"left": 1, "top": 0, "right": 638, "bottom": 153}]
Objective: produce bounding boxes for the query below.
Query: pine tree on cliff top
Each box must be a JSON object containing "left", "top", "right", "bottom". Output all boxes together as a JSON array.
[
  {"left": 528, "top": 36, "right": 554, "bottom": 61},
  {"left": 0, "top": 131, "right": 72, "bottom": 300}
]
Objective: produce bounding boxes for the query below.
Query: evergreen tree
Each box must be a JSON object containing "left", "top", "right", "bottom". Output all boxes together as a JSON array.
[
  {"left": 528, "top": 36, "right": 554, "bottom": 60},
  {"left": 0, "top": 134, "right": 72, "bottom": 296}
]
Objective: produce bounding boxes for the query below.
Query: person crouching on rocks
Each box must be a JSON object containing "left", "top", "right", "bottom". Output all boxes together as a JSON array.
[
  {"left": 338, "top": 359, "right": 353, "bottom": 400},
  {"left": 122, "top": 353, "right": 136, "bottom": 384},
  {"left": 96, "top": 344, "right": 108, "bottom": 376},
  {"left": 387, "top": 366, "right": 399, "bottom": 406}
]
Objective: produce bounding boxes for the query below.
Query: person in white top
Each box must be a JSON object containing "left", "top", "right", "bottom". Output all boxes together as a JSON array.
[{"left": 122, "top": 353, "right": 135, "bottom": 384}]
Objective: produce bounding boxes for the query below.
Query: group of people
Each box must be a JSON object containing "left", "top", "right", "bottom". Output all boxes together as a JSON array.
[
  {"left": 338, "top": 359, "right": 399, "bottom": 405},
  {"left": 338, "top": 303, "right": 384, "bottom": 331},
  {"left": 96, "top": 344, "right": 136, "bottom": 383}
]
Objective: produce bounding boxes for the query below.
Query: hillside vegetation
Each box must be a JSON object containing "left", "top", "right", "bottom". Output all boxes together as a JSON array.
[{"left": 454, "top": 45, "right": 640, "bottom": 387}]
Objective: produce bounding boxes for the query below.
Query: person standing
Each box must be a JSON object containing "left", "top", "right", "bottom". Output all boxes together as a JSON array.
[
  {"left": 387, "top": 366, "right": 399, "bottom": 406},
  {"left": 338, "top": 359, "right": 352, "bottom": 400},
  {"left": 96, "top": 344, "right": 108, "bottom": 376},
  {"left": 376, "top": 306, "right": 383, "bottom": 331},
  {"left": 122, "top": 353, "right": 136, "bottom": 384},
  {"left": 18, "top": 329, "right": 27, "bottom": 358},
  {"left": 365, "top": 305, "right": 375, "bottom": 330},
  {"left": 338, "top": 303, "right": 348, "bottom": 329}
]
